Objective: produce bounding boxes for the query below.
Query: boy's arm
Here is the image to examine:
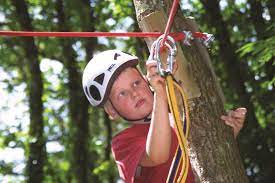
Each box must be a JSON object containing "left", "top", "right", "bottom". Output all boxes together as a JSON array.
[
  {"left": 139, "top": 60, "right": 171, "bottom": 167},
  {"left": 221, "top": 107, "right": 247, "bottom": 138}
]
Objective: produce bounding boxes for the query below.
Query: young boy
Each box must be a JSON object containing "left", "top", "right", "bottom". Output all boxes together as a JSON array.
[{"left": 82, "top": 50, "right": 247, "bottom": 183}]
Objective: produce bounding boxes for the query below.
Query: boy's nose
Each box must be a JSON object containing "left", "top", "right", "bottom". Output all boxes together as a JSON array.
[{"left": 131, "top": 90, "right": 138, "bottom": 98}]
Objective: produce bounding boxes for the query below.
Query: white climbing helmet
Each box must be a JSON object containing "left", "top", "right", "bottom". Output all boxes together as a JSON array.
[{"left": 82, "top": 50, "right": 139, "bottom": 107}]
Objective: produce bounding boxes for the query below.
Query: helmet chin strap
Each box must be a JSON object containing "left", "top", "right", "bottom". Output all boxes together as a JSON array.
[{"left": 109, "top": 99, "right": 151, "bottom": 124}]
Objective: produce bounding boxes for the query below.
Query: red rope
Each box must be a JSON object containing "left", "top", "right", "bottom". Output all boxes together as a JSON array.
[
  {"left": 0, "top": 30, "right": 207, "bottom": 40},
  {"left": 162, "top": 0, "right": 180, "bottom": 45},
  {"left": 0, "top": 31, "right": 162, "bottom": 38},
  {"left": 0, "top": 1, "right": 211, "bottom": 46}
]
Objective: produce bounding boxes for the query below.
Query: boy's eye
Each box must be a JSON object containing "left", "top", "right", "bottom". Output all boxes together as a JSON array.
[
  {"left": 119, "top": 91, "right": 127, "bottom": 97},
  {"left": 133, "top": 80, "right": 141, "bottom": 87}
]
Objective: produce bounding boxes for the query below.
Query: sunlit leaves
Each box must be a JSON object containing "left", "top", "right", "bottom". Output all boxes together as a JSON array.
[
  {"left": 93, "top": 160, "right": 117, "bottom": 182},
  {"left": 238, "top": 36, "right": 275, "bottom": 67}
]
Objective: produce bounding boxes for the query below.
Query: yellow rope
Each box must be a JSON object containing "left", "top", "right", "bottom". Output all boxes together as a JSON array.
[
  {"left": 148, "top": 34, "right": 190, "bottom": 183},
  {"left": 166, "top": 75, "right": 190, "bottom": 183},
  {"left": 173, "top": 81, "right": 190, "bottom": 138}
]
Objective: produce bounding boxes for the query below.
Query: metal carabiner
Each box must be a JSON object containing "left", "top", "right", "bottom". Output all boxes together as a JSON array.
[
  {"left": 154, "top": 35, "right": 177, "bottom": 77},
  {"left": 182, "top": 31, "right": 193, "bottom": 46},
  {"left": 202, "top": 33, "right": 214, "bottom": 47}
]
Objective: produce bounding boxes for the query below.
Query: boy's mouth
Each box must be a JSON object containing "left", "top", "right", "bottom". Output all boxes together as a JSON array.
[{"left": 135, "top": 99, "right": 145, "bottom": 108}]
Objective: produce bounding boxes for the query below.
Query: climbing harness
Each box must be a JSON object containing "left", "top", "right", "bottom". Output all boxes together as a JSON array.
[{"left": 149, "top": 35, "right": 191, "bottom": 183}]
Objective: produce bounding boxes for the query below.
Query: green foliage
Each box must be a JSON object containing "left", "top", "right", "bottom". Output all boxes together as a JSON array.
[
  {"left": 238, "top": 36, "right": 275, "bottom": 67},
  {"left": 93, "top": 160, "right": 118, "bottom": 183},
  {"left": 237, "top": 25, "right": 275, "bottom": 130}
]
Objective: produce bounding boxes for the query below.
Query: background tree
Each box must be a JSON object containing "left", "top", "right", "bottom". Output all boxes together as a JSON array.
[
  {"left": 10, "top": 0, "right": 46, "bottom": 182},
  {"left": 134, "top": 0, "right": 249, "bottom": 182}
]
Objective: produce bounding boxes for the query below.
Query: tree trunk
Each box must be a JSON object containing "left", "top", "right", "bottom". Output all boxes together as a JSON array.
[
  {"left": 133, "top": 0, "right": 248, "bottom": 182},
  {"left": 247, "top": 0, "right": 274, "bottom": 96},
  {"left": 11, "top": 0, "right": 46, "bottom": 182},
  {"left": 248, "top": 0, "right": 274, "bottom": 111},
  {"left": 77, "top": 0, "right": 103, "bottom": 182},
  {"left": 199, "top": 0, "right": 259, "bottom": 139},
  {"left": 247, "top": 0, "right": 266, "bottom": 39},
  {"left": 56, "top": 0, "right": 90, "bottom": 182},
  {"left": 130, "top": 2, "right": 149, "bottom": 72},
  {"left": 201, "top": 1, "right": 275, "bottom": 182},
  {"left": 199, "top": 0, "right": 249, "bottom": 104},
  {"left": 266, "top": 0, "right": 275, "bottom": 21}
]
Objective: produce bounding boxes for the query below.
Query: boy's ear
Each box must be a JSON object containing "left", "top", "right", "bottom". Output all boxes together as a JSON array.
[{"left": 104, "top": 100, "right": 119, "bottom": 120}]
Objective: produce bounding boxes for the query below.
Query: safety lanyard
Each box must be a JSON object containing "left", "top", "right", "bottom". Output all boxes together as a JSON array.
[{"left": 149, "top": 35, "right": 190, "bottom": 183}]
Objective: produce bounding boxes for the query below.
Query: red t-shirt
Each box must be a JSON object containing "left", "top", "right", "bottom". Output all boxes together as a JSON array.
[{"left": 111, "top": 123, "right": 195, "bottom": 183}]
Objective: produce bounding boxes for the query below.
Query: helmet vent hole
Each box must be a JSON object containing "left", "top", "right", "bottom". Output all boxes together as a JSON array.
[
  {"left": 114, "top": 53, "right": 121, "bottom": 60},
  {"left": 89, "top": 85, "right": 101, "bottom": 101},
  {"left": 94, "top": 73, "right": 105, "bottom": 85}
]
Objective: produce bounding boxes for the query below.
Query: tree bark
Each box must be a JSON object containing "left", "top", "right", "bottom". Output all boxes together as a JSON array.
[
  {"left": 247, "top": 0, "right": 274, "bottom": 113},
  {"left": 130, "top": 1, "right": 149, "bottom": 72},
  {"left": 11, "top": 0, "right": 46, "bottom": 182},
  {"left": 199, "top": 0, "right": 259, "bottom": 138},
  {"left": 266, "top": 0, "right": 275, "bottom": 21},
  {"left": 133, "top": 0, "right": 248, "bottom": 182},
  {"left": 77, "top": 0, "right": 103, "bottom": 182},
  {"left": 247, "top": 0, "right": 267, "bottom": 39},
  {"left": 56, "top": 0, "right": 90, "bottom": 182}
]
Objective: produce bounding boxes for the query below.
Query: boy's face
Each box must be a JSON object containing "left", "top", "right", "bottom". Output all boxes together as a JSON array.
[{"left": 107, "top": 67, "right": 154, "bottom": 121}]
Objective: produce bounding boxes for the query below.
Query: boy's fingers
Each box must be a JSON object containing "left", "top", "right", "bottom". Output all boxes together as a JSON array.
[
  {"left": 221, "top": 115, "right": 233, "bottom": 124},
  {"left": 146, "top": 60, "right": 158, "bottom": 70},
  {"left": 147, "top": 73, "right": 164, "bottom": 83},
  {"left": 223, "top": 118, "right": 236, "bottom": 128},
  {"left": 221, "top": 115, "right": 240, "bottom": 128},
  {"left": 228, "top": 110, "right": 234, "bottom": 117},
  {"left": 231, "top": 109, "right": 247, "bottom": 127},
  {"left": 146, "top": 59, "right": 157, "bottom": 65},
  {"left": 227, "top": 109, "right": 246, "bottom": 120},
  {"left": 146, "top": 70, "right": 158, "bottom": 79},
  {"left": 222, "top": 115, "right": 234, "bottom": 123},
  {"left": 221, "top": 115, "right": 227, "bottom": 120},
  {"left": 226, "top": 121, "right": 239, "bottom": 134},
  {"left": 229, "top": 113, "right": 244, "bottom": 124},
  {"left": 231, "top": 111, "right": 246, "bottom": 119},
  {"left": 155, "top": 76, "right": 165, "bottom": 83},
  {"left": 146, "top": 61, "right": 158, "bottom": 75},
  {"left": 235, "top": 107, "right": 247, "bottom": 115},
  {"left": 222, "top": 109, "right": 246, "bottom": 137}
]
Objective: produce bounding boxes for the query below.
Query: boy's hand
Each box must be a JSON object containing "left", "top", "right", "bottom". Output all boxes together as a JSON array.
[
  {"left": 221, "top": 107, "right": 247, "bottom": 138},
  {"left": 146, "top": 60, "right": 166, "bottom": 94}
]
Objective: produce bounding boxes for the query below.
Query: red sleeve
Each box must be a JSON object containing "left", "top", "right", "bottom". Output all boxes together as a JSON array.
[{"left": 111, "top": 125, "right": 148, "bottom": 183}]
